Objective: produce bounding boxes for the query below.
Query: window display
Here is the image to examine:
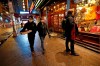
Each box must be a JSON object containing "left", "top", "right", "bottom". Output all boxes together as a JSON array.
[
  {"left": 59, "top": 14, "right": 64, "bottom": 27},
  {"left": 54, "top": 15, "right": 59, "bottom": 26},
  {"left": 51, "top": 15, "right": 54, "bottom": 27},
  {"left": 48, "top": 2, "right": 66, "bottom": 32},
  {"left": 75, "top": 0, "right": 100, "bottom": 33},
  {"left": 77, "top": 19, "right": 100, "bottom": 33},
  {"left": 53, "top": 15, "right": 59, "bottom": 31}
]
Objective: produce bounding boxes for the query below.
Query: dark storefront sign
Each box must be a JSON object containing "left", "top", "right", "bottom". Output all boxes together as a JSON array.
[{"left": 14, "top": 13, "right": 20, "bottom": 18}]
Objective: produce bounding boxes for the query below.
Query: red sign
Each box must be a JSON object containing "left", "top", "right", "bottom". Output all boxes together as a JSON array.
[
  {"left": 96, "top": 5, "right": 100, "bottom": 20},
  {"left": 90, "top": 26, "right": 100, "bottom": 33}
]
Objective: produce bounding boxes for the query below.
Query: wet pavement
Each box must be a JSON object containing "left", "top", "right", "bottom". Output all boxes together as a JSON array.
[{"left": 0, "top": 31, "right": 100, "bottom": 66}]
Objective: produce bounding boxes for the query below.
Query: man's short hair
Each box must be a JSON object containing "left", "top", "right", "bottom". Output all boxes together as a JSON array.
[
  {"left": 29, "top": 15, "right": 33, "bottom": 19},
  {"left": 67, "top": 11, "right": 72, "bottom": 15},
  {"left": 66, "top": 11, "right": 73, "bottom": 18}
]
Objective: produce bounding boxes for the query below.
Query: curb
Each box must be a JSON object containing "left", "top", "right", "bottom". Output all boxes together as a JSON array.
[{"left": 0, "top": 32, "right": 13, "bottom": 46}]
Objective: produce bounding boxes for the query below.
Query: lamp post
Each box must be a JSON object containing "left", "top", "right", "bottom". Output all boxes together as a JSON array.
[
  {"left": 12, "top": 15, "right": 17, "bottom": 37},
  {"left": 67, "top": 0, "right": 70, "bottom": 11},
  {"left": 8, "top": 0, "right": 17, "bottom": 37}
]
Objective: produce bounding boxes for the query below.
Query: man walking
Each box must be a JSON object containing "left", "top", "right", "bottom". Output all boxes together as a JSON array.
[
  {"left": 20, "top": 16, "right": 37, "bottom": 54},
  {"left": 37, "top": 18, "right": 50, "bottom": 54}
]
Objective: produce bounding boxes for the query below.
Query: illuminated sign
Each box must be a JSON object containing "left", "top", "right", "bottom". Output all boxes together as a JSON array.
[
  {"left": 35, "top": 0, "right": 43, "bottom": 9},
  {"left": 30, "top": 2, "right": 35, "bottom": 13},
  {"left": 20, "top": 11, "right": 29, "bottom": 14}
]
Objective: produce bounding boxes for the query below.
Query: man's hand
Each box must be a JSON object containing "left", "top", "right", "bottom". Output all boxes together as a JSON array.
[
  {"left": 27, "top": 30, "right": 32, "bottom": 33},
  {"left": 20, "top": 30, "right": 32, "bottom": 35}
]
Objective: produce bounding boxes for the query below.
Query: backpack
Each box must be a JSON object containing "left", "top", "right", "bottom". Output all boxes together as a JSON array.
[{"left": 61, "top": 19, "right": 66, "bottom": 30}]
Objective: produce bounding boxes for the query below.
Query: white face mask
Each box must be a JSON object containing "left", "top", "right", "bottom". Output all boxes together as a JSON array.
[{"left": 29, "top": 20, "right": 33, "bottom": 22}]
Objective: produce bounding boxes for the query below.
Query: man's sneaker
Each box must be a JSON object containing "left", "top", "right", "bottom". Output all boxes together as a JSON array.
[
  {"left": 42, "top": 50, "right": 45, "bottom": 54},
  {"left": 31, "top": 51, "right": 34, "bottom": 55},
  {"left": 71, "top": 53, "right": 79, "bottom": 56},
  {"left": 66, "top": 49, "right": 71, "bottom": 52}
]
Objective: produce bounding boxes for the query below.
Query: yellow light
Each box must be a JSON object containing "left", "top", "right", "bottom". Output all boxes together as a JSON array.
[
  {"left": 23, "top": 0, "right": 24, "bottom": 2},
  {"left": 6, "top": 12, "right": 9, "bottom": 14},
  {"left": 78, "top": 7, "right": 83, "bottom": 10},
  {"left": 90, "top": 0, "right": 96, "bottom": 4},
  {"left": 85, "top": 4, "right": 88, "bottom": 7},
  {"left": 23, "top": 6, "right": 25, "bottom": 8},
  {"left": 43, "top": 7, "right": 46, "bottom": 10},
  {"left": 54, "top": 6, "right": 56, "bottom": 9},
  {"left": 62, "top": 3, "right": 65, "bottom": 4},
  {"left": 57, "top": 5, "right": 59, "bottom": 7}
]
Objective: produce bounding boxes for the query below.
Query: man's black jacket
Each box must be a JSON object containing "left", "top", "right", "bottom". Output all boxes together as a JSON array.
[
  {"left": 37, "top": 22, "right": 49, "bottom": 37},
  {"left": 20, "top": 21, "right": 37, "bottom": 36},
  {"left": 61, "top": 17, "right": 79, "bottom": 38}
]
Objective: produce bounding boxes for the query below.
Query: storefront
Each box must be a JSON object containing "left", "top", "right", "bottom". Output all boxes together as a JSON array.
[
  {"left": 75, "top": 0, "right": 100, "bottom": 52},
  {"left": 41, "top": 0, "right": 100, "bottom": 52},
  {"left": 48, "top": 2, "right": 66, "bottom": 32},
  {"left": 41, "top": 2, "right": 65, "bottom": 32},
  {"left": 76, "top": 0, "right": 100, "bottom": 32},
  {"left": 43, "top": 0, "right": 76, "bottom": 32}
]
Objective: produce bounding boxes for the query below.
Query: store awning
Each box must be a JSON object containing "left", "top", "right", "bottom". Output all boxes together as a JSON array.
[{"left": 31, "top": 0, "right": 65, "bottom": 10}]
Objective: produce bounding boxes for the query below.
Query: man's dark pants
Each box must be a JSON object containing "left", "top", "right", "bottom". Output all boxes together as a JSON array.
[
  {"left": 65, "top": 37, "right": 75, "bottom": 54},
  {"left": 28, "top": 35, "right": 35, "bottom": 52}
]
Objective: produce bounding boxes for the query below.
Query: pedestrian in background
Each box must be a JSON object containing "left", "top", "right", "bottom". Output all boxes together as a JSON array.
[{"left": 62, "top": 11, "right": 79, "bottom": 56}]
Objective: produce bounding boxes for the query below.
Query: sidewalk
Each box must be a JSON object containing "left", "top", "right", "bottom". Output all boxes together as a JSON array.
[
  {"left": 0, "top": 31, "right": 100, "bottom": 66},
  {"left": 0, "top": 27, "right": 13, "bottom": 45}
]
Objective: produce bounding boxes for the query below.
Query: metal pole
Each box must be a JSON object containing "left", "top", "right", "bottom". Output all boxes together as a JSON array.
[
  {"left": 8, "top": 0, "right": 17, "bottom": 37},
  {"left": 67, "top": 0, "right": 70, "bottom": 11},
  {"left": 12, "top": 15, "right": 17, "bottom": 37},
  {"left": 46, "top": 6, "right": 48, "bottom": 27}
]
